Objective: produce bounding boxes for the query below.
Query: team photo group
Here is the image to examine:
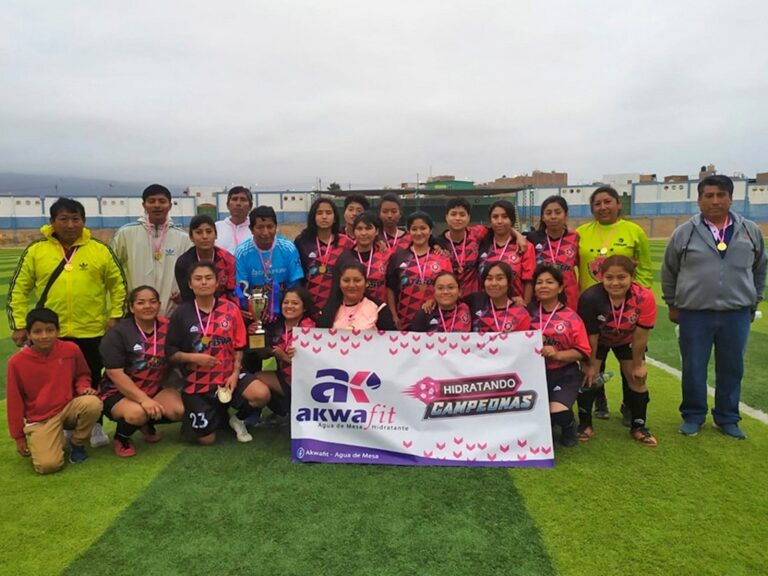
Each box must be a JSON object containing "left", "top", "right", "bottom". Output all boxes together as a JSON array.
[{"left": 6, "top": 175, "right": 766, "bottom": 474}]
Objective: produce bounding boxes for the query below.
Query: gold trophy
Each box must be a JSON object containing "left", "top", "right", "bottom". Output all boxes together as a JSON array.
[{"left": 247, "top": 286, "right": 269, "bottom": 350}]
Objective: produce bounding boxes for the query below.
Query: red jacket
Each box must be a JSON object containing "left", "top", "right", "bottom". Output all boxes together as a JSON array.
[{"left": 6, "top": 340, "right": 92, "bottom": 440}]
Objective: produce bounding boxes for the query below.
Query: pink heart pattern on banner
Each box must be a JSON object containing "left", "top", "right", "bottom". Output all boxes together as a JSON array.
[
  {"left": 340, "top": 335, "right": 350, "bottom": 342},
  {"left": 542, "top": 446, "right": 552, "bottom": 455},
  {"left": 412, "top": 334, "right": 421, "bottom": 342},
  {"left": 478, "top": 442, "right": 487, "bottom": 450},
  {"left": 499, "top": 444, "right": 510, "bottom": 453},
  {"left": 301, "top": 327, "right": 311, "bottom": 335},
  {"left": 328, "top": 342, "right": 337, "bottom": 349},
  {"left": 423, "top": 450, "right": 433, "bottom": 457},
  {"left": 412, "top": 348, "right": 420, "bottom": 355},
  {"left": 453, "top": 450, "right": 463, "bottom": 458},
  {"left": 517, "top": 454, "right": 527, "bottom": 461},
  {"left": 525, "top": 331, "right": 535, "bottom": 338},
  {"left": 364, "top": 334, "right": 373, "bottom": 341},
  {"left": 399, "top": 341, "right": 409, "bottom": 349},
  {"left": 461, "top": 334, "right": 470, "bottom": 341},
  {"left": 402, "top": 440, "right": 413, "bottom": 448},
  {"left": 389, "top": 335, "right": 398, "bottom": 343},
  {"left": 426, "top": 343, "right": 434, "bottom": 350},
  {"left": 300, "top": 341, "right": 309, "bottom": 348},
  {"left": 328, "top": 329, "right": 337, "bottom": 336},
  {"left": 438, "top": 336, "right": 447, "bottom": 344},
  {"left": 436, "top": 442, "right": 446, "bottom": 450},
  {"left": 313, "top": 333, "right": 322, "bottom": 341},
  {"left": 340, "top": 349, "right": 349, "bottom": 356},
  {"left": 476, "top": 342, "right": 486, "bottom": 350},
  {"left": 529, "top": 446, "right": 540, "bottom": 455},
  {"left": 453, "top": 436, "right": 463, "bottom": 444},
  {"left": 461, "top": 347, "right": 470, "bottom": 355},
  {"left": 389, "top": 348, "right": 398, "bottom": 356},
  {"left": 312, "top": 347, "right": 321, "bottom": 354},
  {"left": 489, "top": 347, "right": 499, "bottom": 355},
  {"left": 517, "top": 439, "right": 527, "bottom": 448},
  {"left": 351, "top": 342, "right": 360, "bottom": 349},
  {"left": 449, "top": 342, "right": 458, "bottom": 350},
  {"left": 438, "top": 350, "right": 447, "bottom": 356},
  {"left": 487, "top": 453, "right": 497, "bottom": 461},
  {"left": 466, "top": 443, "right": 476, "bottom": 451}
]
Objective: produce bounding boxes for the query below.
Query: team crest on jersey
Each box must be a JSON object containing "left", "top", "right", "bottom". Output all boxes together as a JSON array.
[
  {"left": 430, "top": 262, "right": 440, "bottom": 271},
  {"left": 629, "top": 313, "right": 638, "bottom": 322},
  {"left": 221, "top": 318, "right": 230, "bottom": 329},
  {"left": 565, "top": 247, "right": 575, "bottom": 257},
  {"left": 555, "top": 322, "right": 566, "bottom": 333}
]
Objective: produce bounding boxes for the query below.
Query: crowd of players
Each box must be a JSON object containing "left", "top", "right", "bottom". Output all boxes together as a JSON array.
[{"left": 8, "top": 176, "right": 764, "bottom": 474}]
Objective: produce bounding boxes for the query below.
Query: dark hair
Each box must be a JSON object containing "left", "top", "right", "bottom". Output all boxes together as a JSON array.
[
  {"left": 590, "top": 186, "right": 620, "bottom": 207},
  {"left": 142, "top": 184, "right": 172, "bottom": 202},
  {"left": 532, "top": 263, "right": 566, "bottom": 304},
  {"left": 488, "top": 200, "right": 516, "bottom": 227},
  {"left": 599, "top": 255, "right": 636, "bottom": 276},
  {"left": 480, "top": 260, "right": 515, "bottom": 298},
  {"left": 446, "top": 198, "right": 471, "bottom": 214},
  {"left": 434, "top": 270, "right": 460, "bottom": 286},
  {"left": 406, "top": 210, "right": 434, "bottom": 230},
  {"left": 302, "top": 197, "right": 341, "bottom": 241},
  {"left": 537, "top": 196, "right": 569, "bottom": 232},
  {"left": 189, "top": 215, "right": 217, "bottom": 238},
  {"left": 26, "top": 307, "right": 59, "bottom": 331},
  {"left": 344, "top": 194, "right": 370, "bottom": 211},
  {"left": 49, "top": 197, "right": 85, "bottom": 220},
  {"left": 187, "top": 260, "right": 217, "bottom": 283},
  {"left": 227, "top": 186, "right": 253, "bottom": 205},
  {"left": 128, "top": 285, "right": 161, "bottom": 309},
  {"left": 282, "top": 285, "right": 315, "bottom": 320},
  {"left": 698, "top": 175, "right": 734, "bottom": 198},
  {"left": 316, "top": 261, "right": 370, "bottom": 328},
  {"left": 249, "top": 205, "right": 278, "bottom": 228},
  {"left": 353, "top": 211, "right": 382, "bottom": 233},
  {"left": 378, "top": 193, "right": 402, "bottom": 212}
]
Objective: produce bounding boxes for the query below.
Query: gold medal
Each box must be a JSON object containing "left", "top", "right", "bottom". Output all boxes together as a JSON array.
[
  {"left": 599, "top": 247, "right": 608, "bottom": 255},
  {"left": 318, "top": 265, "right": 327, "bottom": 274},
  {"left": 154, "top": 251, "right": 162, "bottom": 260},
  {"left": 200, "top": 336, "right": 210, "bottom": 346},
  {"left": 717, "top": 242, "right": 727, "bottom": 251},
  {"left": 64, "top": 264, "right": 73, "bottom": 272}
]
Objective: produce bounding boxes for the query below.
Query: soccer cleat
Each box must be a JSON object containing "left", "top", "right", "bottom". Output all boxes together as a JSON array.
[
  {"left": 140, "top": 423, "right": 162, "bottom": 443},
  {"left": 630, "top": 427, "right": 658, "bottom": 447},
  {"left": 678, "top": 421, "right": 702, "bottom": 436},
  {"left": 90, "top": 423, "right": 110, "bottom": 448},
  {"left": 113, "top": 436, "right": 136, "bottom": 458},
  {"left": 715, "top": 423, "right": 747, "bottom": 440},
  {"left": 68, "top": 442, "right": 89, "bottom": 464},
  {"left": 229, "top": 414, "right": 253, "bottom": 443},
  {"left": 560, "top": 421, "right": 579, "bottom": 448},
  {"left": 577, "top": 425, "right": 593, "bottom": 443}
]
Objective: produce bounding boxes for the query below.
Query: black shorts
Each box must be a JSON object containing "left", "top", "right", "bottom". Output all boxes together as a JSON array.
[
  {"left": 181, "top": 372, "right": 256, "bottom": 438},
  {"left": 596, "top": 343, "right": 633, "bottom": 362},
  {"left": 545, "top": 364, "right": 580, "bottom": 408},
  {"left": 102, "top": 390, "right": 177, "bottom": 424}
]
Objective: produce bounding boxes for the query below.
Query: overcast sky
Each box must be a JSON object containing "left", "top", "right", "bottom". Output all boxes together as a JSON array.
[{"left": 2, "top": 1, "right": 767, "bottom": 189}]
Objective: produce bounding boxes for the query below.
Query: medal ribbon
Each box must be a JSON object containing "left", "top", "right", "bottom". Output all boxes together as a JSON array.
[
  {"left": 255, "top": 239, "right": 275, "bottom": 279},
  {"left": 194, "top": 301, "right": 214, "bottom": 341},
  {"left": 356, "top": 248, "right": 374, "bottom": 278},
  {"left": 493, "top": 236, "right": 512, "bottom": 262},
  {"left": 704, "top": 215, "right": 730, "bottom": 247},
  {"left": 61, "top": 246, "right": 78, "bottom": 270},
  {"left": 449, "top": 232, "right": 468, "bottom": 270},
  {"left": 315, "top": 237, "right": 332, "bottom": 271},
  {"left": 385, "top": 230, "right": 400, "bottom": 252},
  {"left": 491, "top": 299, "right": 511, "bottom": 332},
  {"left": 537, "top": 303, "right": 559, "bottom": 336},
  {"left": 610, "top": 297, "right": 626, "bottom": 332},
  {"left": 146, "top": 220, "right": 168, "bottom": 259},
  {"left": 135, "top": 320, "right": 158, "bottom": 356},
  {"left": 229, "top": 219, "right": 245, "bottom": 247},
  {"left": 412, "top": 249, "right": 431, "bottom": 287},
  {"left": 438, "top": 306, "right": 458, "bottom": 333},
  {"left": 546, "top": 233, "right": 564, "bottom": 263}
]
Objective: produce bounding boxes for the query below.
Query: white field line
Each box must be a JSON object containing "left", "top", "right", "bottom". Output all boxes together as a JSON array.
[{"left": 646, "top": 356, "right": 768, "bottom": 425}]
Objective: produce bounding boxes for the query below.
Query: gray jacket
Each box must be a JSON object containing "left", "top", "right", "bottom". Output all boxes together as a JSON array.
[{"left": 662, "top": 212, "right": 766, "bottom": 311}]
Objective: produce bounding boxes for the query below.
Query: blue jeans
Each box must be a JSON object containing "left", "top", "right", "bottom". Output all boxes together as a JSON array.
[{"left": 678, "top": 308, "right": 751, "bottom": 425}]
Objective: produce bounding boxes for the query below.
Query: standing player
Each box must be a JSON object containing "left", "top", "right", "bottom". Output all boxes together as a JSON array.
[
  {"left": 338, "top": 212, "right": 390, "bottom": 304},
  {"left": 111, "top": 184, "right": 192, "bottom": 316},
  {"left": 529, "top": 264, "right": 590, "bottom": 447},
  {"left": 525, "top": 196, "right": 580, "bottom": 310},
  {"left": 99, "top": 286, "right": 184, "bottom": 457},
  {"left": 340, "top": 194, "right": 370, "bottom": 239},
  {"left": 167, "top": 262, "right": 271, "bottom": 444},
  {"left": 215, "top": 186, "right": 253, "bottom": 254},
  {"left": 386, "top": 212, "right": 453, "bottom": 330},
  {"left": 477, "top": 200, "right": 536, "bottom": 304},
  {"left": 175, "top": 215, "right": 236, "bottom": 303},
  {"left": 578, "top": 256, "right": 657, "bottom": 446},
  {"left": 293, "top": 198, "right": 354, "bottom": 314},
  {"left": 377, "top": 193, "right": 411, "bottom": 254},
  {"left": 439, "top": 198, "right": 489, "bottom": 297}
]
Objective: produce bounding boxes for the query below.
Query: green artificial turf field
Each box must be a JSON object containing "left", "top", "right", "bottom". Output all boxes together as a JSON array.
[{"left": 1, "top": 242, "right": 767, "bottom": 576}]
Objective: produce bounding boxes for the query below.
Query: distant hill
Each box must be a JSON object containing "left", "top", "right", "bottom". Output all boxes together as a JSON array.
[{"left": 0, "top": 173, "right": 185, "bottom": 197}]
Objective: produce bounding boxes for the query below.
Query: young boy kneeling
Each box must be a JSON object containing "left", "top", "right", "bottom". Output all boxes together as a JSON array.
[{"left": 6, "top": 308, "right": 103, "bottom": 474}]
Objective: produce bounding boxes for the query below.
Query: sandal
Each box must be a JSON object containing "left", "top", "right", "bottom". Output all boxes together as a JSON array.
[
  {"left": 577, "top": 425, "right": 593, "bottom": 443},
  {"left": 630, "top": 427, "right": 658, "bottom": 447}
]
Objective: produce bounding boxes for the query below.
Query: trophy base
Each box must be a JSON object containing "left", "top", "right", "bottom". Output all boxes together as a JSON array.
[{"left": 248, "top": 333, "right": 266, "bottom": 350}]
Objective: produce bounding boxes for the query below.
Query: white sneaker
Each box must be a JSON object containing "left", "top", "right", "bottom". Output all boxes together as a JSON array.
[
  {"left": 90, "top": 423, "right": 110, "bottom": 448},
  {"left": 229, "top": 414, "right": 253, "bottom": 443}
]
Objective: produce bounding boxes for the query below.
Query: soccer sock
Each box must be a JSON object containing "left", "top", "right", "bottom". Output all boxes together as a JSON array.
[
  {"left": 236, "top": 405, "right": 260, "bottom": 421},
  {"left": 621, "top": 371, "right": 631, "bottom": 408},
  {"left": 115, "top": 420, "right": 138, "bottom": 439},
  {"left": 626, "top": 389, "right": 650, "bottom": 429},
  {"left": 267, "top": 393, "right": 290, "bottom": 417},
  {"left": 577, "top": 389, "right": 595, "bottom": 427},
  {"left": 550, "top": 410, "right": 574, "bottom": 429}
]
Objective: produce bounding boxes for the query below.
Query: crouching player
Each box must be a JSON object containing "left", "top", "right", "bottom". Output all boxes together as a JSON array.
[
  {"left": 99, "top": 286, "right": 184, "bottom": 457},
  {"left": 6, "top": 308, "right": 102, "bottom": 473},
  {"left": 167, "top": 262, "right": 271, "bottom": 444}
]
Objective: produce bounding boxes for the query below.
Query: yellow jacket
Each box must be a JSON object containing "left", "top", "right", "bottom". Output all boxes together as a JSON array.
[{"left": 7, "top": 225, "right": 127, "bottom": 338}]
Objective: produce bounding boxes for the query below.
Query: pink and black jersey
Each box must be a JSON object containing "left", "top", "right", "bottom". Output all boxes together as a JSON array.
[
  {"left": 578, "top": 283, "right": 656, "bottom": 348},
  {"left": 466, "top": 293, "right": 532, "bottom": 333},
  {"left": 175, "top": 246, "right": 237, "bottom": 303},
  {"left": 477, "top": 239, "right": 536, "bottom": 298},
  {"left": 267, "top": 316, "right": 315, "bottom": 385},
  {"left": 526, "top": 230, "right": 580, "bottom": 310},
  {"left": 338, "top": 248, "right": 390, "bottom": 303},
  {"left": 99, "top": 317, "right": 169, "bottom": 401},
  {"left": 439, "top": 225, "right": 490, "bottom": 297},
  {"left": 386, "top": 248, "right": 453, "bottom": 330},
  {"left": 528, "top": 303, "right": 591, "bottom": 370},
  {"left": 295, "top": 233, "right": 355, "bottom": 314},
  {"left": 410, "top": 302, "right": 472, "bottom": 333},
  {"left": 380, "top": 229, "right": 411, "bottom": 256},
  {"left": 166, "top": 298, "right": 247, "bottom": 394}
]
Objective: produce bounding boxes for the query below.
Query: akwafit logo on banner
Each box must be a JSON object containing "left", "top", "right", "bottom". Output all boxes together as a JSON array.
[{"left": 291, "top": 328, "right": 554, "bottom": 467}]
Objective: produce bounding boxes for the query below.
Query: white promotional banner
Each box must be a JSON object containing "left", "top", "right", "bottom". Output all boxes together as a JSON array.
[{"left": 291, "top": 328, "right": 554, "bottom": 468}]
